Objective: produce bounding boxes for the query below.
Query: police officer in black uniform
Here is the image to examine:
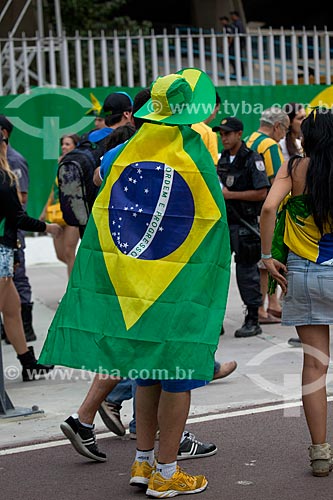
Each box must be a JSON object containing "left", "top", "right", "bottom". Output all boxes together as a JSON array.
[{"left": 213, "top": 117, "right": 270, "bottom": 337}]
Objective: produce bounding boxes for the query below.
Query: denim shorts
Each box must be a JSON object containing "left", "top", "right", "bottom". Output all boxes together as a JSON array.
[
  {"left": 0, "top": 244, "right": 14, "bottom": 278},
  {"left": 282, "top": 251, "right": 333, "bottom": 326},
  {"left": 136, "top": 379, "right": 209, "bottom": 392}
]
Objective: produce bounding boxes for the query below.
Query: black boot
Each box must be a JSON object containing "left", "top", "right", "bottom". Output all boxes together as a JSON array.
[
  {"left": 21, "top": 303, "right": 37, "bottom": 342},
  {"left": 17, "top": 346, "right": 54, "bottom": 382},
  {"left": 234, "top": 307, "right": 262, "bottom": 338}
]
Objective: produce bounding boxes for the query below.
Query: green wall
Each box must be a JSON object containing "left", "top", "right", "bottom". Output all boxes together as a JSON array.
[{"left": 1, "top": 84, "right": 331, "bottom": 218}]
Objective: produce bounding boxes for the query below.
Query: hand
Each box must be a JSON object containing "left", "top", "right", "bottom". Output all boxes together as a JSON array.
[
  {"left": 262, "top": 258, "right": 288, "bottom": 293},
  {"left": 222, "top": 186, "right": 232, "bottom": 199},
  {"left": 45, "top": 223, "right": 63, "bottom": 239}
]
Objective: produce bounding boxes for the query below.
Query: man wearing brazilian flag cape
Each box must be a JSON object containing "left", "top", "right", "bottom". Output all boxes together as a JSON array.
[{"left": 39, "top": 68, "right": 231, "bottom": 496}]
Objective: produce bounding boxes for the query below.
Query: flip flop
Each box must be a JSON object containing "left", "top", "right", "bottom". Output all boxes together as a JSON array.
[
  {"left": 267, "top": 308, "right": 282, "bottom": 319},
  {"left": 259, "top": 313, "right": 280, "bottom": 324}
]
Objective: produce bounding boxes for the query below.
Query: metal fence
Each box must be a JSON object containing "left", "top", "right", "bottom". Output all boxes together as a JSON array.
[{"left": 1, "top": 27, "right": 333, "bottom": 95}]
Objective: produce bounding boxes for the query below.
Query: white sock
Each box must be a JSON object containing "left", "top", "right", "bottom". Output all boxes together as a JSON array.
[
  {"left": 156, "top": 461, "right": 177, "bottom": 479},
  {"left": 135, "top": 448, "right": 155, "bottom": 466},
  {"left": 72, "top": 413, "right": 94, "bottom": 429}
]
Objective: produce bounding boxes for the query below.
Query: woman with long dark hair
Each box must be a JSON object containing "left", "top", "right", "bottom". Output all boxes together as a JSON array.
[
  {"left": 260, "top": 107, "right": 333, "bottom": 476},
  {"left": 280, "top": 102, "right": 306, "bottom": 160},
  {"left": 279, "top": 102, "right": 307, "bottom": 347}
]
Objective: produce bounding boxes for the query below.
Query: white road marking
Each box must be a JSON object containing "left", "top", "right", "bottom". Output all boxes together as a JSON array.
[{"left": 2, "top": 396, "right": 333, "bottom": 456}]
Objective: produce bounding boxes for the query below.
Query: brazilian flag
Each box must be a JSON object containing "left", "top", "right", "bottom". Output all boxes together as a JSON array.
[{"left": 39, "top": 122, "right": 231, "bottom": 381}]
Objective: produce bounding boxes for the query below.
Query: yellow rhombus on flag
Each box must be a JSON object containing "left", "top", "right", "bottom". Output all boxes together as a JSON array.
[{"left": 95, "top": 123, "right": 222, "bottom": 329}]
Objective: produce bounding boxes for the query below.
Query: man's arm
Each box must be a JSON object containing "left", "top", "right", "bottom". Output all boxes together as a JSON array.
[
  {"left": 93, "top": 166, "right": 103, "bottom": 187},
  {"left": 222, "top": 186, "right": 268, "bottom": 202}
]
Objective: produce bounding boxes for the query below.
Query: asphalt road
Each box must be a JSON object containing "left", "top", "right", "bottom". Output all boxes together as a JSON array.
[{"left": 2, "top": 403, "right": 333, "bottom": 500}]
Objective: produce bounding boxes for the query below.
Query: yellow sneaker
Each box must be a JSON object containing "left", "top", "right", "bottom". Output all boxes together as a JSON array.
[
  {"left": 129, "top": 460, "right": 155, "bottom": 488},
  {"left": 146, "top": 465, "right": 208, "bottom": 497}
]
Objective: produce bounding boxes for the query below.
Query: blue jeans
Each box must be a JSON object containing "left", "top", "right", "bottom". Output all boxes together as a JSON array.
[
  {"left": 282, "top": 250, "right": 333, "bottom": 326},
  {"left": 0, "top": 244, "right": 14, "bottom": 278}
]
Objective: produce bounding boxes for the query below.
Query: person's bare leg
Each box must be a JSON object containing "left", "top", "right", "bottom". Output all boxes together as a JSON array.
[
  {"left": 213, "top": 360, "right": 237, "bottom": 380},
  {"left": 78, "top": 374, "right": 121, "bottom": 424},
  {"left": 259, "top": 269, "right": 282, "bottom": 318},
  {"left": 297, "top": 324, "right": 330, "bottom": 444},
  {"left": 258, "top": 268, "right": 268, "bottom": 317},
  {"left": 157, "top": 390, "right": 191, "bottom": 463},
  {"left": 62, "top": 226, "right": 80, "bottom": 277},
  {"left": 136, "top": 383, "right": 161, "bottom": 451},
  {"left": 53, "top": 233, "right": 66, "bottom": 265},
  {"left": 267, "top": 288, "right": 282, "bottom": 314},
  {"left": 0, "top": 278, "right": 28, "bottom": 354}
]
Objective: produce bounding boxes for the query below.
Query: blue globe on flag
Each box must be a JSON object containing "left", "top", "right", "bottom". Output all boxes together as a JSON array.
[{"left": 109, "top": 161, "right": 194, "bottom": 260}]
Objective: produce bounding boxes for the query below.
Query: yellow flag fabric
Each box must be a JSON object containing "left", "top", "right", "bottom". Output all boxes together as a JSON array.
[{"left": 284, "top": 197, "right": 333, "bottom": 265}]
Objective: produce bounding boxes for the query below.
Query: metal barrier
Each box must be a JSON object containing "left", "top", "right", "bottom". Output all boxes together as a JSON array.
[
  {"left": 0, "top": 317, "right": 44, "bottom": 418},
  {"left": 0, "top": 336, "right": 15, "bottom": 415},
  {"left": 0, "top": 26, "right": 332, "bottom": 95}
]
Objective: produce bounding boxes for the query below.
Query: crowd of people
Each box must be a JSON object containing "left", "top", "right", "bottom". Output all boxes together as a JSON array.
[{"left": 1, "top": 62, "right": 333, "bottom": 495}]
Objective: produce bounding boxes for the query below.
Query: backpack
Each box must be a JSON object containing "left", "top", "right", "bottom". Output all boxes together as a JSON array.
[{"left": 57, "top": 131, "right": 111, "bottom": 227}]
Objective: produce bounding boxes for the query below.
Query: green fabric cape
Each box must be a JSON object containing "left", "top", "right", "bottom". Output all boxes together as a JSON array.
[{"left": 39, "top": 123, "right": 231, "bottom": 381}]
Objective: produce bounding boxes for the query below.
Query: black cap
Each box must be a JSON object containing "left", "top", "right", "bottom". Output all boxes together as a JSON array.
[
  {"left": 101, "top": 92, "right": 133, "bottom": 117},
  {"left": 212, "top": 117, "right": 244, "bottom": 132},
  {"left": 0, "top": 115, "right": 13, "bottom": 134}
]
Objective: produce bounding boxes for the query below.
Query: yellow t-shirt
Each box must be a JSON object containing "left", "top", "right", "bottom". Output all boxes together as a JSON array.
[
  {"left": 279, "top": 194, "right": 333, "bottom": 265},
  {"left": 285, "top": 210, "right": 333, "bottom": 265},
  {"left": 192, "top": 122, "right": 218, "bottom": 165},
  {"left": 246, "top": 131, "right": 284, "bottom": 180}
]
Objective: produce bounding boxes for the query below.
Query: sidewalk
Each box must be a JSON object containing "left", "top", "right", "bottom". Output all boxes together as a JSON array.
[{"left": 1, "top": 234, "right": 332, "bottom": 450}]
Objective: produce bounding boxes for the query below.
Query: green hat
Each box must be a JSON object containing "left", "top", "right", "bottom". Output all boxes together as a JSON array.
[{"left": 134, "top": 68, "right": 216, "bottom": 125}]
